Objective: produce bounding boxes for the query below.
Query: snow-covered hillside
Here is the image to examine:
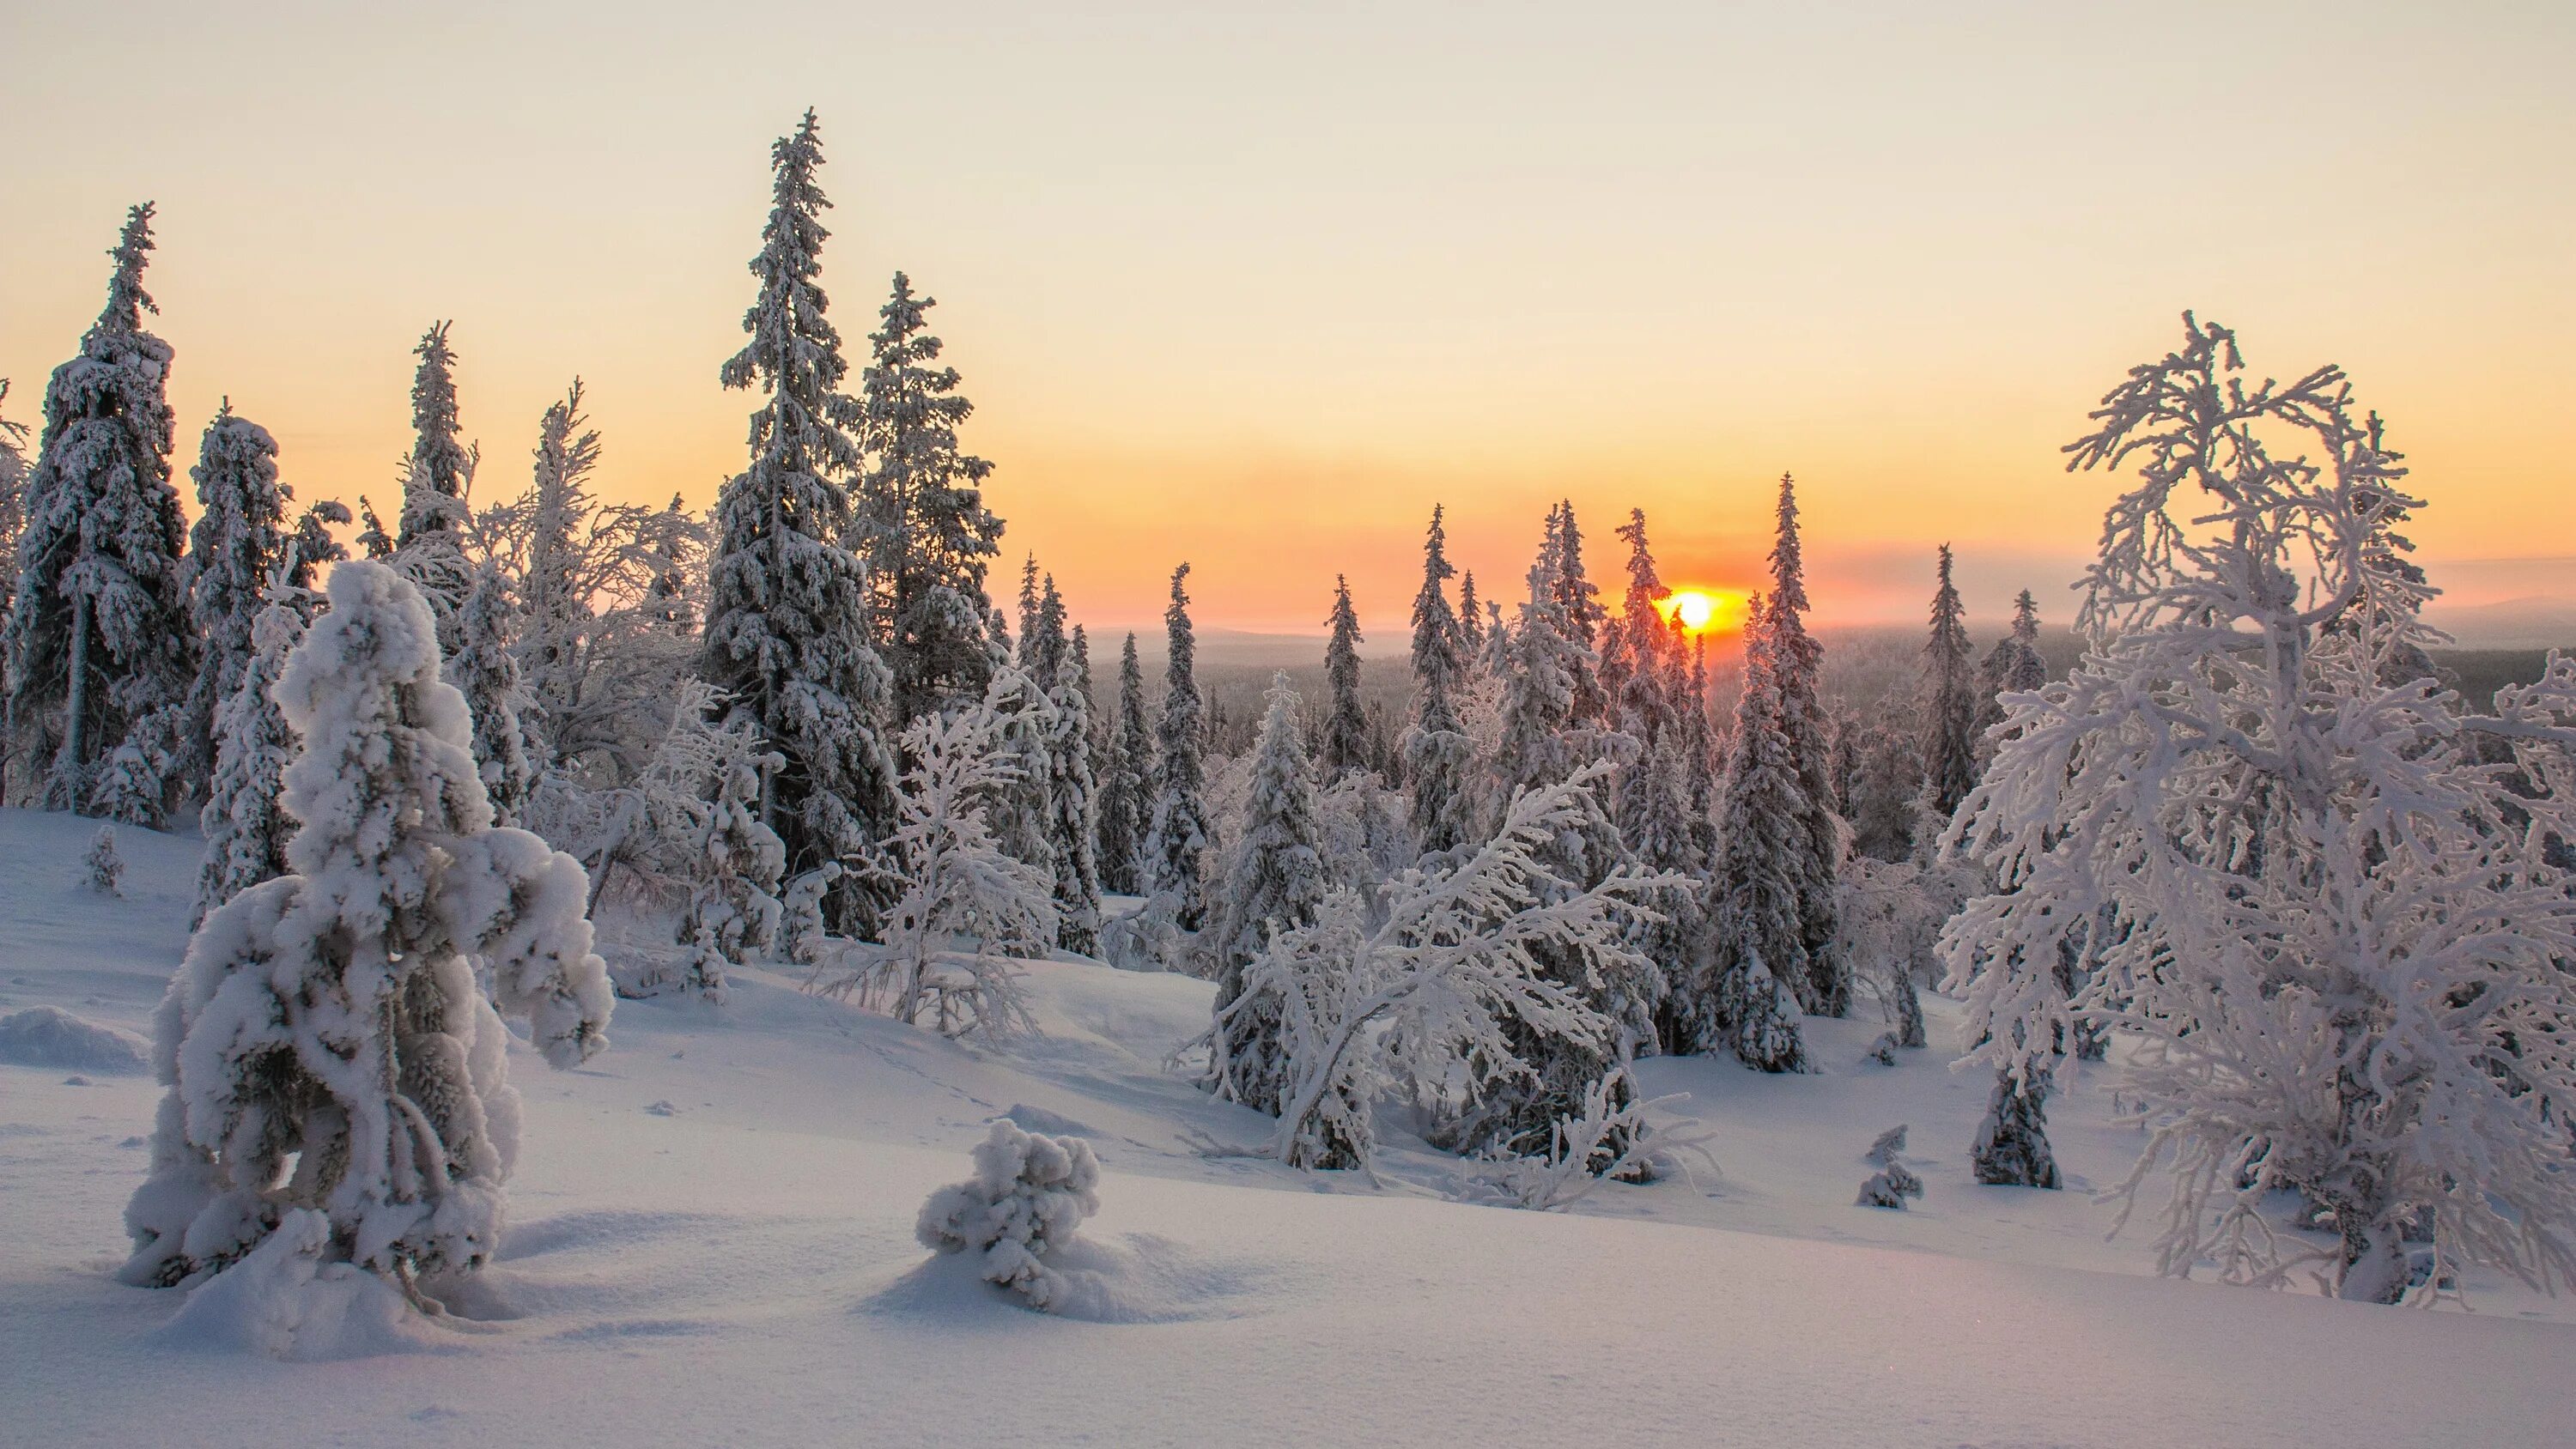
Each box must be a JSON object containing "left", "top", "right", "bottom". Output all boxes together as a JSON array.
[{"left": 3, "top": 807, "right": 2569, "bottom": 1448}]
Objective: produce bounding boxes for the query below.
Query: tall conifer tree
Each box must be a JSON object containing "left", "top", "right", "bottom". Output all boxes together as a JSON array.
[
  {"left": 178, "top": 405, "right": 292, "bottom": 793},
  {"left": 3, "top": 204, "right": 193, "bottom": 815},
  {"left": 1403, "top": 506, "right": 1475, "bottom": 855},
  {"left": 1922, "top": 543, "right": 1979, "bottom": 820},
  {"left": 1702, "top": 594, "right": 1812, "bottom": 1071},
  {"left": 857, "top": 274, "right": 1002, "bottom": 725},
  {"left": 1321, "top": 574, "right": 1369, "bottom": 778},
  {"left": 1095, "top": 631, "right": 1151, "bottom": 894},
  {"left": 701, "top": 110, "right": 896, "bottom": 929},
  {"left": 1762, "top": 474, "right": 1847, "bottom": 1016},
  {"left": 1145, "top": 565, "right": 1210, "bottom": 930}
]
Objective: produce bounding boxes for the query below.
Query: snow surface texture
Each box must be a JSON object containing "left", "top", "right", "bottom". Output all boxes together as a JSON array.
[{"left": 3, "top": 807, "right": 2573, "bottom": 1446}]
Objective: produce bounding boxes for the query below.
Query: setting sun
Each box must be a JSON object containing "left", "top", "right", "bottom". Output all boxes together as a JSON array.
[{"left": 1657, "top": 588, "right": 1745, "bottom": 636}]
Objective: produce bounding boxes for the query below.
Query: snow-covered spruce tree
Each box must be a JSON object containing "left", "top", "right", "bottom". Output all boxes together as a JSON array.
[
  {"left": 857, "top": 272, "right": 1005, "bottom": 725},
  {"left": 635, "top": 494, "right": 706, "bottom": 636},
  {"left": 668, "top": 716, "right": 785, "bottom": 1001},
  {"left": 1761, "top": 473, "right": 1846, "bottom": 1016},
  {"left": 1145, "top": 564, "right": 1210, "bottom": 932},
  {"left": 1942, "top": 314, "right": 2576, "bottom": 1302},
  {"left": 1235, "top": 765, "right": 1674, "bottom": 1173},
  {"left": 353, "top": 497, "right": 393, "bottom": 560},
  {"left": 121, "top": 561, "right": 614, "bottom": 1302},
  {"left": 1699, "top": 594, "right": 1812, "bottom": 1072},
  {"left": 1208, "top": 672, "right": 1328, "bottom": 1120},
  {"left": 177, "top": 405, "right": 291, "bottom": 795},
  {"left": 1535, "top": 501, "right": 1597, "bottom": 725},
  {"left": 192, "top": 590, "right": 313, "bottom": 927},
  {"left": 85, "top": 822, "right": 124, "bottom": 894},
  {"left": 814, "top": 677, "right": 1056, "bottom": 1039},
  {"left": 3, "top": 204, "right": 194, "bottom": 816},
  {"left": 504, "top": 379, "right": 629, "bottom": 762},
  {"left": 1402, "top": 506, "right": 1476, "bottom": 857},
  {"left": 450, "top": 562, "right": 543, "bottom": 828},
  {"left": 1320, "top": 574, "right": 1370, "bottom": 778},
  {"left": 1607, "top": 510, "right": 1700, "bottom": 1027},
  {"left": 918, "top": 1120, "right": 1101, "bottom": 1313},
  {"left": 1920, "top": 543, "right": 1979, "bottom": 822},
  {"left": 1094, "top": 632, "right": 1151, "bottom": 895},
  {"left": 1457, "top": 569, "right": 1484, "bottom": 657},
  {"left": 396, "top": 322, "right": 473, "bottom": 551},
  {"left": 1042, "top": 627, "right": 1103, "bottom": 956},
  {"left": 1456, "top": 560, "right": 1656, "bottom": 1165},
  {"left": 1974, "top": 587, "right": 2047, "bottom": 752},
  {"left": 702, "top": 110, "right": 897, "bottom": 932}
]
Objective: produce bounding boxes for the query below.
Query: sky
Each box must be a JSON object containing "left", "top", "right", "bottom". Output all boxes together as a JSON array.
[{"left": 3, "top": 2, "right": 2570, "bottom": 636}]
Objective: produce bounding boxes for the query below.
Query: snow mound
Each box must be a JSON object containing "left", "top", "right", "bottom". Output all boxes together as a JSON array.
[
  {"left": 866, "top": 1231, "right": 1272, "bottom": 1325},
  {"left": 0, "top": 1006, "right": 149, "bottom": 1074},
  {"left": 152, "top": 1210, "right": 446, "bottom": 1361}
]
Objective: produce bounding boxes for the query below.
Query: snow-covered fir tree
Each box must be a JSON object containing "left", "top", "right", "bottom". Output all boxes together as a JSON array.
[
  {"left": 857, "top": 272, "right": 1004, "bottom": 725},
  {"left": 1235, "top": 765, "right": 1673, "bottom": 1173},
  {"left": 1459, "top": 554, "right": 1656, "bottom": 1166},
  {"left": 1456, "top": 569, "right": 1483, "bottom": 658},
  {"left": 1974, "top": 587, "right": 2047, "bottom": 751},
  {"left": 701, "top": 110, "right": 897, "bottom": 931},
  {"left": 452, "top": 561, "right": 542, "bottom": 828},
  {"left": 1920, "top": 543, "right": 1979, "bottom": 822},
  {"left": 1943, "top": 314, "right": 2576, "bottom": 1301},
  {"left": 85, "top": 822, "right": 123, "bottom": 895},
  {"left": 917, "top": 1120, "right": 1101, "bottom": 1313},
  {"left": 1145, "top": 564, "right": 1210, "bottom": 932},
  {"left": 637, "top": 493, "right": 705, "bottom": 636},
  {"left": 1320, "top": 574, "right": 1369, "bottom": 778},
  {"left": 176, "top": 405, "right": 292, "bottom": 794},
  {"left": 192, "top": 587, "right": 313, "bottom": 927},
  {"left": 1402, "top": 506, "right": 1476, "bottom": 856},
  {"left": 2, "top": 204, "right": 194, "bottom": 817},
  {"left": 1208, "top": 672, "right": 1328, "bottom": 1122},
  {"left": 1040, "top": 597, "right": 1103, "bottom": 955},
  {"left": 1760, "top": 474, "right": 1846, "bottom": 1016},
  {"left": 670, "top": 711, "right": 786, "bottom": 1000},
  {"left": 1095, "top": 631, "right": 1151, "bottom": 895},
  {"left": 506, "top": 379, "right": 620, "bottom": 758},
  {"left": 395, "top": 321, "right": 473, "bottom": 550},
  {"left": 121, "top": 561, "right": 614, "bottom": 1301},
  {"left": 815, "top": 679, "right": 1057, "bottom": 1038},
  {"left": 1700, "top": 593, "right": 1812, "bottom": 1072}
]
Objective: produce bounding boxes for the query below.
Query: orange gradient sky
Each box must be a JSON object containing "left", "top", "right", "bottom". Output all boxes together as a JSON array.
[{"left": 3, "top": 3, "right": 2570, "bottom": 635}]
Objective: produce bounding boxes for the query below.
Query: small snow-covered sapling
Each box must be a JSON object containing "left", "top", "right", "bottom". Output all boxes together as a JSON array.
[
  {"left": 918, "top": 1119, "right": 1101, "bottom": 1312},
  {"left": 84, "top": 825, "right": 125, "bottom": 896},
  {"left": 1858, "top": 1123, "right": 1925, "bottom": 1210}
]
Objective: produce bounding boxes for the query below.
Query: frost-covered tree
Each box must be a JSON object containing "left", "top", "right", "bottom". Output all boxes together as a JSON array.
[
  {"left": 1975, "top": 588, "right": 2047, "bottom": 750},
  {"left": 701, "top": 111, "right": 896, "bottom": 929},
  {"left": 1921, "top": 543, "right": 1979, "bottom": 822},
  {"left": 1699, "top": 594, "right": 1812, "bottom": 1072},
  {"left": 1402, "top": 506, "right": 1476, "bottom": 856},
  {"left": 1457, "top": 569, "right": 1484, "bottom": 658},
  {"left": 917, "top": 1120, "right": 1101, "bottom": 1313},
  {"left": 397, "top": 322, "right": 472, "bottom": 546},
  {"left": 121, "top": 561, "right": 614, "bottom": 1302},
  {"left": 3, "top": 204, "right": 194, "bottom": 816},
  {"left": 1320, "top": 574, "right": 1369, "bottom": 778},
  {"left": 1095, "top": 632, "right": 1151, "bottom": 895},
  {"left": 501, "top": 380, "right": 629, "bottom": 757},
  {"left": 177, "top": 405, "right": 291, "bottom": 794},
  {"left": 450, "top": 562, "right": 542, "bottom": 828},
  {"left": 1042, "top": 629, "right": 1103, "bottom": 956},
  {"left": 814, "top": 678, "right": 1057, "bottom": 1039},
  {"left": 1208, "top": 673, "right": 1328, "bottom": 1119},
  {"left": 1943, "top": 314, "right": 2576, "bottom": 1302},
  {"left": 1760, "top": 474, "right": 1845, "bottom": 1016},
  {"left": 192, "top": 590, "right": 313, "bottom": 927},
  {"left": 637, "top": 494, "right": 706, "bottom": 637},
  {"left": 85, "top": 822, "right": 124, "bottom": 895},
  {"left": 1234, "top": 766, "right": 1673, "bottom": 1173},
  {"left": 857, "top": 273, "right": 1004, "bottom": 724},
  {"left": 1145, "top": 565, "right": 1210, "bottom": 931}
]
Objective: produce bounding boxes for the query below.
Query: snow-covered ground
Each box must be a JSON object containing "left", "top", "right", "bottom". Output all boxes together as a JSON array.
[{"left": 3, "top": 807, "right": 2569, "bottom": 1447}]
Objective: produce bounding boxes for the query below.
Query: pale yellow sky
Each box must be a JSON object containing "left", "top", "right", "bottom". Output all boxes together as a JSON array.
[{"left": 3, "top": 2, "right": 2569, "bottom": 634}]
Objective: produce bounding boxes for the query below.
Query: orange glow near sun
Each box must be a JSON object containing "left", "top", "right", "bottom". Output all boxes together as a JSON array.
[{"left": 1657, "top": 588, "right": 1747, "bottom": 636}]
